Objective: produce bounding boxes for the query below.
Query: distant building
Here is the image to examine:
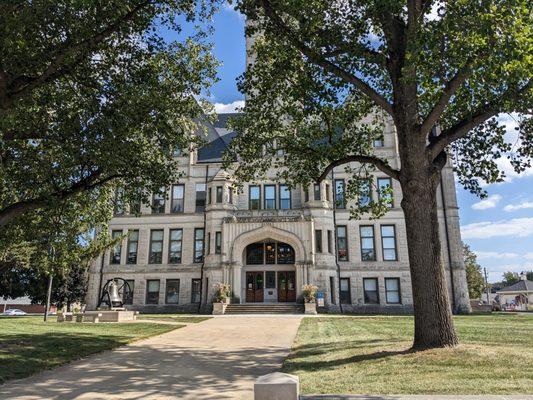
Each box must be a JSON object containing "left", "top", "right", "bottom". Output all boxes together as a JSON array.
[{"left": 497, "top": 274, "right": 533, "bottom": 311}]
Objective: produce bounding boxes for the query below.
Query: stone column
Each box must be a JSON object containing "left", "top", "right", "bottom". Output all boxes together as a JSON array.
[
  {"left": 233, "top": 263, "right": 242, "bottom": 303},
  {"left": 295, "top": 264, "right": 305, "bottom": 300}
]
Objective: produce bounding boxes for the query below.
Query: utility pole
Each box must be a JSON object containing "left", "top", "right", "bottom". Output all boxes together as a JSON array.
[
  {"left": 44, "top": 244, "right": 54, "bottom": 322},
  {"left": 484, "top": 267, "right": 490, "bottom": 305}
]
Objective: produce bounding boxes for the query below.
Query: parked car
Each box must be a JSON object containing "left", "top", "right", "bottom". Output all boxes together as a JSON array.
[{"left": 2, "top": 309, "right": 27, "bottom": 316}]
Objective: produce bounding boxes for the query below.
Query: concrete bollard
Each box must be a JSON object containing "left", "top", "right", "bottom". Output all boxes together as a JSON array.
[{"left": 254, "top": 372, "right": 299, "bottom": 400}]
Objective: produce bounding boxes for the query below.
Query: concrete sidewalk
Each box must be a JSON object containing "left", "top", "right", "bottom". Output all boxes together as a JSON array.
[
  {"left": 302, "top": 395, "right": 533, "bottom": 400},
  {"left": 0, "top": 315, "right": 302, "bottom": 400}
]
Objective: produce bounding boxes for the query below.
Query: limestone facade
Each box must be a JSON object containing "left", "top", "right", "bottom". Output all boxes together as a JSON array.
[{"left": 85, "top": 115, "right": 470, "bottom": 314}]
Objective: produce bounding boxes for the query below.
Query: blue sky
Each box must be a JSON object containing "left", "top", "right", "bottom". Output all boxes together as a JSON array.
[{"left": 171, "top": 7, "right": 533, "bottom": 282}]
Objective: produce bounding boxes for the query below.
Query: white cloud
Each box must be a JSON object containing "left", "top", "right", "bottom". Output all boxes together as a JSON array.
[
  {"left": 474, "top": 251, "right": 519, "bottom": 260},
  {"left": 461, "top": 218, "right": 533, "bottom": 239},
  {"left": 471, "top": 194, "right": 502, "bottom": 210},
  {"left": 223, "top": 1, "right": 245, "bottom": 20},
  {"left": 524, "top": 252, "right": 533, "bottom": 260},
  {"left": 214, "top": 100, "right": 245, "bottom": 113},
  {"left": 503, "top": 201, "right": 533, "bottom": 212}
]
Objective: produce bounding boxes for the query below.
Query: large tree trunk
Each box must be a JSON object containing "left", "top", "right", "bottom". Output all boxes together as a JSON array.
[{"left": 400, "top": 172, "right": 459, "bottom": 349}]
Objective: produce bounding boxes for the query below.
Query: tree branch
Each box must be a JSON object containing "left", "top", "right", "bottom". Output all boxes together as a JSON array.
[
  {"left": 257, "top": 0, "right": 394, "bottom": 117},
  {"left": 0, "top": 171, "right": 120, "bottom": 226},
  {"left": 427, "top": 80, "right": 532, "bottom": 160},
  {"left": 420, "top": 62, "right": 472, "bottom": 136},
  {"left": 6, "top": 0, "right": 152, "bottom": 104},
  {"left": 317, "top": 155, "right": 400, "bottom": 183}
]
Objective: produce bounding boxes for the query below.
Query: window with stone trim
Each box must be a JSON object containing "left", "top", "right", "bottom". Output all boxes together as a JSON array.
[
  {"left": 279, "top": 185, "right": 291, "bottom": 209},
  {"left": 215, "top": 231, "right": 222, "bottom": 254},
  {"left": 110, "top": 230, "right": 122, "bottom": 264},
  {"left": 152, "top": 187, "right": 166, "bottom": 214},
  {"left": 171, "top": 184, "right": 184, "bottom": 213},
  {"left": 315, "top": 230, "right": 323, "bottom": 253},
  {"left": 194, "top": 228, "right": 204, "bottom": 263},
  {"left": 216, "top": 186, "right": 223, "bottom": 203},
  {"left": 165, "top": 279, "right": 180, "bottom": 304},
  {"left": 191, "top": 279, "right": 201, "bottom": 303},
  {"left": 149, "top": 230, "right": 164, "bottom": 264},
  {"left": 385, "top": 278, "right": 401, "bottom": 304},
  {"left": 377, "top": 177, "right": 393, "bottom": 208},
  {"left": 334, "top": 179, "right": 345, "bottom": 209},
  {"left": 249, "top": 185, "right": 261, "bottom": 210},
  {"left": 360, "top": 226, "right": 376, "bottom": 261},
  {"left": 169, "top": 229, "right": 182, "bottom": 264},
  {"left": 195, "top": 183, "right": 207, "bottom": 213},
  {"left": 146, "top": 279, "right": 160, "bottom": 304},
  {"left": 336, "top": 225, "right": 348, "bottom": 261},
  {"left": 381, "top": 225, "right": 397, "bottom": 261},
  {"left": 123, "top": 280, "right": 134, "bottom": 305},
  {"left": 264, "top": 185, "right": 276, "bottom": 209},
  {"left": 363, "top": 278, "right": 379, "bottom": 304},
  {"left": 126, "top": 230, "right": 139, "bottom": 264},
  {"left": 313, "top": 184, "right": 321, "bottom": 201}
]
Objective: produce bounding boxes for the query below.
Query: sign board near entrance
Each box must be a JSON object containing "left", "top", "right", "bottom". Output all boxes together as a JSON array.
[{"left": 317, "top": 291, "right": 325, "bottom": 307}]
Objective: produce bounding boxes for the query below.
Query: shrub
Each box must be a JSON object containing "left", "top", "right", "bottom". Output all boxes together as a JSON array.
[
  {"left": 213, "top": 282, "right": 231, "bottom": 303},
  {"left": 302, "top": 284, "right": 318, "bottom": 303}
]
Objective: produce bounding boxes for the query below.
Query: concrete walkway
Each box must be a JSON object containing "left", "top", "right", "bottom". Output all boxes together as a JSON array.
[{"left": 0, "top": 315, "right": 303, "bottom": 400}]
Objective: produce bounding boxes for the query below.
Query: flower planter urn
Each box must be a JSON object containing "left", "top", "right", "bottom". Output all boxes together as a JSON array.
[
  {"left": 212, "top": 302, "right": 228, "bottom": 315},
  {"left": 304, "top": 302, "right": 317, "bottom": 315}
]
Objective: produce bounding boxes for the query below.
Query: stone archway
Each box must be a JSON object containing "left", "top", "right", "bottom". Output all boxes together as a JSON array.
[
  {"left": 230, "top": 225, "right": 308, "bottom": 303},
  {"left": 230, "top": 225, "right": 307, "bottom": 264}
]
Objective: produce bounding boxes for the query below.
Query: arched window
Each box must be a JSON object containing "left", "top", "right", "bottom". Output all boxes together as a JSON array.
[{"left": 245, "top": 242, "right": 295, "bottom": 265}]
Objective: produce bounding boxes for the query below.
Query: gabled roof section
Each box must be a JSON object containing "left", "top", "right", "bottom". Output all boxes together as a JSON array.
[
  {"left": 197, "top": 113, "right": 242, "bottom": 163},
  {"left": 498, "top": 280, "right": 533, "bottom": 293}
]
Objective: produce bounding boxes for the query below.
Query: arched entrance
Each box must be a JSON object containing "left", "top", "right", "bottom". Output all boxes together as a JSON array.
[{"left": 244, "top": 241, "right": 296, "bottom": 303}]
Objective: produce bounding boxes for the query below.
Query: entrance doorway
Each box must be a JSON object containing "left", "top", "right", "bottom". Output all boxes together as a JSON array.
[
  {"left": 277, "top": 271, "right": 296, "bottom": 302},
  {"left": 246, "top": 272, "right": 264, "bottom": 302}
]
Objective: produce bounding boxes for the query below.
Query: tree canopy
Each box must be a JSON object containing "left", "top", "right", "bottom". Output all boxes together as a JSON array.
[
  {"left": 0, "top": 0, "right": 219, "bottom": 227},
  {"left": 463, "top": 244, "right": 485, "bottom": 300}
]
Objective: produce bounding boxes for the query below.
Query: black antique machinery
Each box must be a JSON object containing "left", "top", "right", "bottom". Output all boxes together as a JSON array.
[{"left": 97, "top": 278, "right": 132, "bottom": 310}]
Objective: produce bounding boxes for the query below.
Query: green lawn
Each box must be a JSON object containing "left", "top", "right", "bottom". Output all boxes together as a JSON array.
[
  {"left": 283, "top": 314, "right": 533, "bottom": 395},
  {"left": 137, "top": 314, "right": 212, "bottom": 323},
  {"left": 0, "top": 316, "right": 182, "bottom": 384}
]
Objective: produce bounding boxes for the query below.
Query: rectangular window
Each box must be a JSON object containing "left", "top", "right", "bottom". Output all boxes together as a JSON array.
[
  {"left": 325, "top": 183, "right": 331, "bottom": 202},
  {"left": 315, "top": 230, "right": 323, "bottom": 253},
  {"left": 171, "top": 185, "right": 184, "bottom": 213},
  {"left": 215, "top": 231, "right": 222, "bottom": 254},
  {"left": 334, "top": 179, "right": 345, "bottom": 209},
  {"left": 194, "top": 228, "right": 204, "bottom": 263},
  {"left": 208, "top": 187, "right": 212, "bottom": 204},
  {"left": 206, "top": 232, "right": 211, "bottom": 255},
  {"left": 216, "top": 186, "right": 223, "bottom": 203},
  {"left": 381, "top": 225, "right": 397, "bottom": 261},
  {"left": 146, "top": 279, "right": 160, "bottom": 305},
  {"left": 264, "top": 185, "right": 276, "bottom": 210},
  {"left": 359, "top": 179, "right": 372, "bottom": 207},
  {"left": 279, "top": 185, "right": 291, "bottom": 209},
  {"left": 168, "top": 229, "right": 183, "bottom": 264},
  {"left": 336, "top": 226, "right": 348, "bottom": 261},
  {"left": 360, "top": 226, "right": 376, "bottom": 261},
  {"left": 330, "top": 276, "right": 336, "bottom": 304},
  {"left": 249, "top": 185, "right": 261, "bottom": 210},
  {"left": 247, "top": 243, "right": 264, "bottom": 264},
  {"left": 313, "top": 184, "right": 321, "bottom": 201},
  {"left": 377, "top": 177, "right": 393, "bottom": 208},
  {"left": 327, "top": 230, "right": 333, "bottom": 253},
  {"left": 123, "top": 280, "right": 134, "bottom": 305},
  {"left": 126, "top": 230, "right": 139, "bottom": 264},
  {"left": 373, "top": 137, "right": 384, "bottom": 147},
  {"left": 195, "top": 183, "right": 207, "bottom": 213},
  {"left": 385, "top": 278, "right": 401, "bottom": 304},
  {"left": 129, "top": 199, "right": 141, "bottom": 215},
  {"left": 165, "top": 279, "right": 180, "bottom": 304},
  {"left": 340, "top": 278, "right": 351, "bottom": 304},
  {"left": 229, "top": 187, "right": 234, "bottom": 204},
  {"left": 265, "top": 243, "right": 276, "bottom": 264},
  {"left": 110, "top": 230, "right": 122, "bottom": 264},
  {"left": 363, "top": 278, "right": 379, "bottom": 304},
  {"left": 152, "top": 187, "right": 166, "bottom": 214},
  {"left": 191, "top": 279, "right": 201, "bottom": 303},
  {"left": 149, "top": 230, "right": 164, "bottom": 264},
  {"left": 304, "top": 188, "right": 309, "bottom": 202}
]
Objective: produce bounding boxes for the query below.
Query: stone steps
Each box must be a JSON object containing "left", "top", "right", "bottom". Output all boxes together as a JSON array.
[{"left": 225, "top": 304, "right": 304, "bottom": 314}]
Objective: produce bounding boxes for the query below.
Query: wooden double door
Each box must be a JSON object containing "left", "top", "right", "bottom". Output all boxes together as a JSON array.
[{"left": 245, "top": 271, "right": 296, "bottom": 303}]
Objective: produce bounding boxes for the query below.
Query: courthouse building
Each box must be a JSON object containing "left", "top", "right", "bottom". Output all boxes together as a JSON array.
[
  {"left": 85, "top": 111, "right": 470, "bottom": 314},
  {"left": 85, "top": 31, "right": 470, "bottom": 314}
]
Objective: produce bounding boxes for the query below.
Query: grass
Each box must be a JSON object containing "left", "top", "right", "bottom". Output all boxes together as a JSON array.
[
  {"left": 0, "top": 316, "right": 182, "bottom": 384},
  {"left": 282, "top": 314, "right": 533, "bottom": 395},
  {"left": 137, "top": 314, "right": 212, "bottom": 323}
]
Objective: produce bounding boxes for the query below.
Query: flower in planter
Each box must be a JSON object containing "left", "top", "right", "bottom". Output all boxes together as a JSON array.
[
  {"left": 213, "top": 282, "right": 231, "bottom": 303},
  {"left": 302, "top": 284, "right": 319, "bottom": 303}
]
